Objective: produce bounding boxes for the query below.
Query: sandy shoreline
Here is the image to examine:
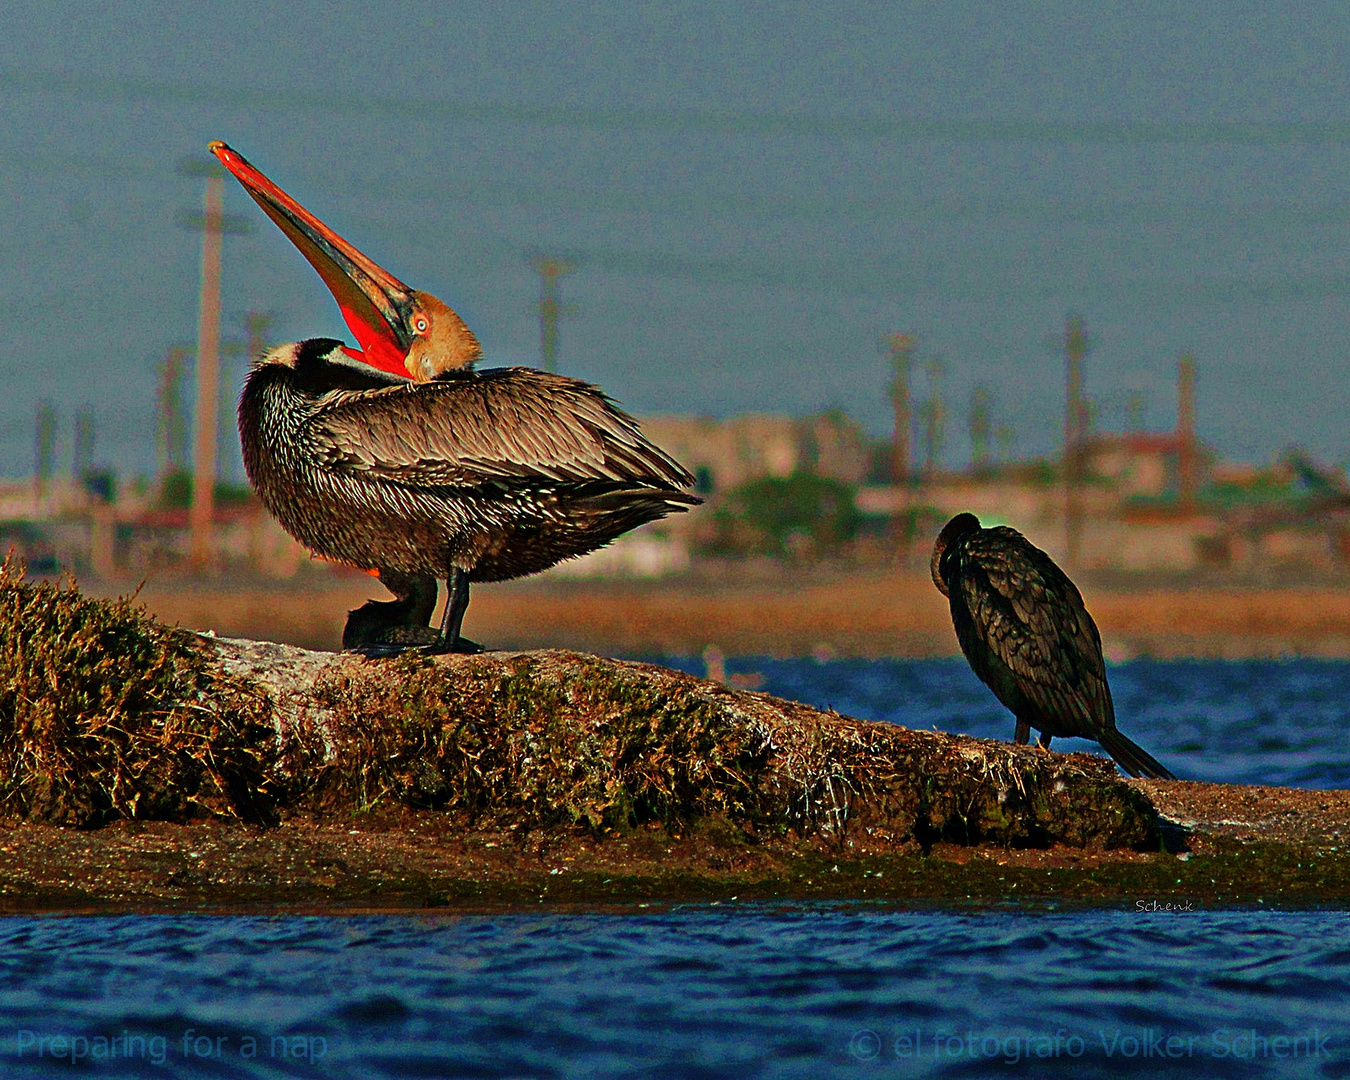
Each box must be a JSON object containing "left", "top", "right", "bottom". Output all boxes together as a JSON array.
[{"left": 100, "top": 569, "right": 1350, "bottom": 659}]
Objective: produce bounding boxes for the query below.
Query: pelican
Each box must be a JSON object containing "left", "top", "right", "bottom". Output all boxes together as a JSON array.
[{"left": 212, "top": 141, "right": 699, "bottom": 653}]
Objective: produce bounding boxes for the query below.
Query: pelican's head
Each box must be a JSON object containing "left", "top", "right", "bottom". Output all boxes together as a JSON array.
[{"left": 210, "top": 140, "right": 481, "bottom": 384}]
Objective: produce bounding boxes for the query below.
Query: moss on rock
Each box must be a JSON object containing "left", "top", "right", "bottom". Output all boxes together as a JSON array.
[
  {"left": 0, "top": 561, "right": 277, "bottom": 824},
  {"left": 290, "top": 652, "right": 773, "bottom": 830},
  {"left": 0, "top": 570, "right": 1158, "bottom": 851},
  {"left": 261, "top": 647, "right": 1157, "bottom": 850}
]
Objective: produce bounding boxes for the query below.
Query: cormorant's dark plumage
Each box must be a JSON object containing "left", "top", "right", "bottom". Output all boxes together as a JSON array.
[{"left": 931, "top": 512, "right": 1173, "bottom": 779}]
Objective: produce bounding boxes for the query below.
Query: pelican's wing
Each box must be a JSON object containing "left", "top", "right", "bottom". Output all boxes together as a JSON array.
[{"left": 306, "top": 367, "right": 695, "bottom": 491}]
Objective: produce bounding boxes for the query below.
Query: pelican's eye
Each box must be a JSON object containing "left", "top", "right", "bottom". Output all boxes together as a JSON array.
[{"left": 413, "top": 316, "right": 429, "bottom": 334}]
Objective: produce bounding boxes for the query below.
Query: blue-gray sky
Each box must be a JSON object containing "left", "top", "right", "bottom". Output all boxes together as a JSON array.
[{"left": 4, "top": 2, "right": 1350, "bottom": 481}]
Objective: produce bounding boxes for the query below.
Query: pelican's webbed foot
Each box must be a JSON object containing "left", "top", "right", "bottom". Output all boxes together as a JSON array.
[{"left": 415, "top": 635, "right": 484, "bottom": 656}]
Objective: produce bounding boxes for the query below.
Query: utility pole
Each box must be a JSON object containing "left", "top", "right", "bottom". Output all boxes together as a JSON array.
[
  {"left": 33, "top": 401, "right": 56, "bottom": 508},
  {"left": 1053, "top": 314, "right": 1092, "bottom": 568},
  {"left": 995, "top": 424, "right": 1015, "bottom": 465},
  {"left": 529, "top": 255, "right": 575, "bottom": 373},
  {"left": 1177, "top": 353, "right": 1197, "bottom": 511},
  {"left": 1127, "top": 391, "right": 1146, "bottom": 433},
  {"left": 969, "top": 384, "right": 992, "bottom": 471},
  {"left": 919, "top": 358, "right": 946, "bottom": 478},
  {"left": 177, "top": 155, "right": 249, "bottom": 574},
  {"left": 191, "top": 171, "right": 223, "bottom": 572},
  {"left": 885, "top": 333, "right": 915, "bottom": 485},
  {"left": 156, "top": 347, "right": 188, "bottom": 480},
  {"left": 73, "top": 408, "right": 94, "bottom": 482}
]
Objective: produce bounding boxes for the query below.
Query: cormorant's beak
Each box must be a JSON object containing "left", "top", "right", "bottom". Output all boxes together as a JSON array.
[{"left": 209, "top": 141, "right": 414, "bottom": 378}]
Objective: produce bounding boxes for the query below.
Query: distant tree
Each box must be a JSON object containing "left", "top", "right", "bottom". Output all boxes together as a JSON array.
[
  {"left": 159, "top": 470, "right": 192, "bottom": 509},
  {"left": 703, "top": 472, "right": 861, "bottom": 559},
  {"left": 158, "top": 471, "right": 255, "bottom": 510}
]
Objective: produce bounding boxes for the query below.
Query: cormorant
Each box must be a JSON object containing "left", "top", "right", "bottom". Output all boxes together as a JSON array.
[{"left": 931, "top": 512, "right": 1173, "bottom": 779}]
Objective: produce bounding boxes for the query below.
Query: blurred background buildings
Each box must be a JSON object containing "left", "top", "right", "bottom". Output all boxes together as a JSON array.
[{"left": 8, "top": 309, "right": 1350, "bottom": 586}]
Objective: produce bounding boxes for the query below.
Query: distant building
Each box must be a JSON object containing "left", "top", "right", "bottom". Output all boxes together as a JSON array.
[
  {"left": 545, "top": 529, "right": 692, "bottom": 579},
  {"left": 1085, "top": 431, "right": 1214, "bottom": 500},
  {"left": 639, "top": 409, "right": 871, "bottom": 493},
  {"left": 799, "top": 409, "right": 873, "bottom": 485}
]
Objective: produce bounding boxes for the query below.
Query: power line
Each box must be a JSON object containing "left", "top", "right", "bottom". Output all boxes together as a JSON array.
[
  {"left": 12, "top": 149, "right": 1350, "bottom": 236},
  {"left": 8, "top": 69, "right": 1350, "bottom": 145}
]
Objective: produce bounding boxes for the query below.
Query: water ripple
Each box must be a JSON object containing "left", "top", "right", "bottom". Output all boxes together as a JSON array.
[{"left": 0, "top": 909, "right": 1343, "bottom": 1077}]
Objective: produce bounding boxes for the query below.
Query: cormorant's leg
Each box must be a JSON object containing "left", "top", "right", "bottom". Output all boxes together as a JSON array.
[
  {"left": 1013, "top": 719, "right": 1031, "bottom": 745},
  {"left": 430, "top": 567, "right": 481, "bottom": 654},
  {"left": 1038, "top": 732, "right": 1053, "bottom": 751}
]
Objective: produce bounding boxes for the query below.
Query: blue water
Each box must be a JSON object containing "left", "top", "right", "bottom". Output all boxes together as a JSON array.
[
  {"left": 4, "top": 659, "right": 1350, "bottom": 1078},
  {"left": 0, "top": 911, "right": 1346, "bottom": 1078},
  {"left": 656, "top": 656, "right": 1350, "bottom": 789}
]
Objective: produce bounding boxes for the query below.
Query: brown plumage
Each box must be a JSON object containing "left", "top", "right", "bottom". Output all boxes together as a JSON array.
[
  {"left": 931, "top": 512, "right": 1173, "bottom": 779},
  {"left": 213, "top": 141, "right": 699, "bottom": 652}
]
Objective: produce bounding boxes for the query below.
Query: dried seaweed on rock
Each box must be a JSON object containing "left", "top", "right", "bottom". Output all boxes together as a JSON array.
[
  {"left": 0, "top": 560, "right": 277, "bottom": 825},
  {"left": 0, "top": 567, "right": 1157, "bottom": 850},
  {"left": 269, "top": 648, "right": 1156, "bottom": 849}
]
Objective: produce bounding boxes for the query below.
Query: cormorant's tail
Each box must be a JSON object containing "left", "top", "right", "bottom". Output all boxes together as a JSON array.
[{"left": 1098, "top": 729, "right": 1174, "bottom": 780}]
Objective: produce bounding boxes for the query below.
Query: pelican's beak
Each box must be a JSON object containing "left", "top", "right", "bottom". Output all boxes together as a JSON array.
[{"left": 209, "top": 141, "right": 414, "bottom": 378}]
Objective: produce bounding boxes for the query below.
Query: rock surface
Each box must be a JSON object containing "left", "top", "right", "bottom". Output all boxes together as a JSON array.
[
  {"left": 3, "top": 570, "right": 1347, "bottom": 911},
  {"left": 205, "top": 636, "right": 1158, "bottom": 851}
]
